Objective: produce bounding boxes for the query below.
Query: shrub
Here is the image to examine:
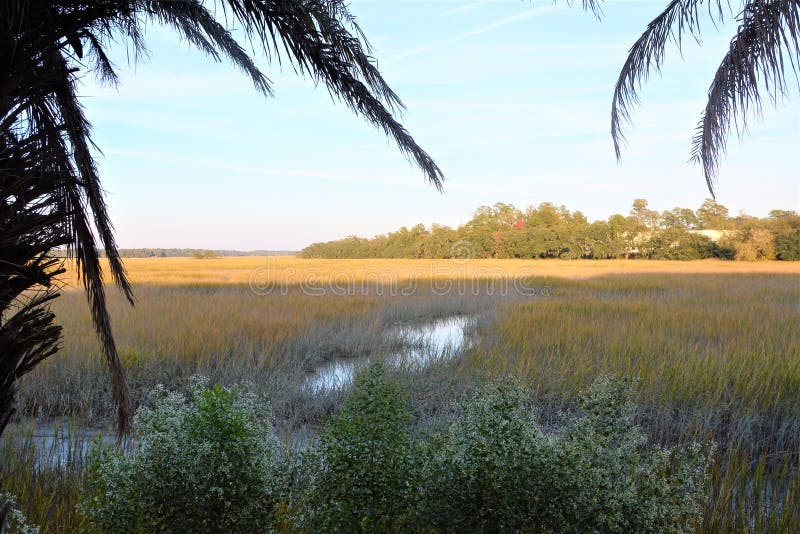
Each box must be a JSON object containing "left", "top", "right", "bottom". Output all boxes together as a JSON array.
[
  {"left": 734, "top": 228, "right": 777, "bottom": 260},
  {"left": 776, "top": 228, "right": 800, "bottom": 260},
  {"left": 79, "top": 373, "right": 714, "bottom": 533},
  {"left": 422, "top": 376, "right": 713, "bottom": 533},
  {"left": 296, "top": 362, "right": 420, "bottom": 532},
  {"left": 420, "top": 379, "right": 542, "bottom": 532},
  {"left": 0, "top": 493, "right": 39, "bottom": 534},
  {"left": 644, "top": 229, "right": 716, "bottom": 260},
  {"left": 80, "top": 378, "right": 279, "bottom": 533}
]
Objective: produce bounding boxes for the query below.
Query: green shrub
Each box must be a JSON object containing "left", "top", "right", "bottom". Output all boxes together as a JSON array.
[
  {"left": 296, "top": 363, "right": 420, "bottom": 532},
  {"left": 80, "top": 378, "right": 279, "bottom": 533},
  {"left": 422, "top": 376, "right": 713, "bottom": 533},
  {"left": 420, "top": 379, "right": 542, "bottom": 532},
  {"left": 644, "top": 229, "right": 716, "bottom": 260},
  {"left": 78, "top": 373, "right": 713, "bottom": 533},
  {"left": 0, "top": 493, "right": 39, "bottom": 534},
  {"left": 776, "top": 228, "right": 800, "bottom": 260}
]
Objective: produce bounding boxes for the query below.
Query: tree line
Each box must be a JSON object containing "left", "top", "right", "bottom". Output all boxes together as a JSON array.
[
  {"left": 300, "top": 199, "right": 800, "bottom": 261},
  {"left": 90, "top": 249, "right": 294, "bottom": 258}
]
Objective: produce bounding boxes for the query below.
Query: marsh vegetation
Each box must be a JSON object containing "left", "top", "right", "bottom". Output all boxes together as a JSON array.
[{"left": 2, "top": 257, "right": 798, "bottom": 532}]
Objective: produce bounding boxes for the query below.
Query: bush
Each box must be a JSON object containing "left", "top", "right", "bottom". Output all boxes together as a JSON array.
[
  {"left": 420, "top": 379, "right": 541, "bottom": 531},
  {"left": 0, "top": 493, "right": 39, "bottom": 534},
  {"left": 776, "top": 228, "right": 800, "bottom": 260},
  {"left": 296, "top": 363, "right": 420, "bottom": 532},
  {"left": 644, "top": 229, "right": 716, "bottom": 260},
  {"left": 421, "top": 377, "right": 713, "bottom": 533},
  {"left": 733, "top": 228, "right": 777, "bottom": 260},
  {"left": 80, "top": 378, "right": 279, "bottom": 533},
  {"left": 79, "top": 373, "right": 713, "bottom": 533}
]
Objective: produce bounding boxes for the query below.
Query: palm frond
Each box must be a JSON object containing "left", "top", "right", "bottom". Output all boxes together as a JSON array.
[
  {"left": 13, "top": 81, "right": 135, "bottom": 436},
  {"left": 1, "top": 2, "right": 136, "bottom": 435},
  {"left": 84, "top": 30, "right": 121, "bottom": 86},
  {"left": 611, "top": 0, "right": 731, "bottom": 159},
  {"left": 0, "top": 289, "right": 63, "bottom": 434},
  {"left": 89, "top": 0, "right": 442, "bottom": 185},
  {"left": 209, "top": 0, "right": 443, "bottom": 188},
  {"left": 0, "top": 136, "right": 69, "bottom": 435},
  {"left": 0, "top": 0, "right": 446, "bottom": 440},
  {"left": 51, "top": 51, "right": 134, "bottom": 303},
  {"left": 566, "top": 0, "right": 606, "bottom": 17},
  {"left": 143, "top": 0, "right": 273, "bottom": 96},
  {"left": 692, "top": 0, "right": 800, "bottom": 194}
]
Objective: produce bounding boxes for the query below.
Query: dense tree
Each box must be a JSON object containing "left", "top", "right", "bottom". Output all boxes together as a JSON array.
[
  {"left": 460, "top": 203, "right": 524, "bottom": 259},
  {"left": 191, "top": 250, "right": 220, "bottom": 260},
  {"left": 0, "top": 0, "right": 442, "bottom": 439},
  {"left": 643, "top": 228, "right": 717, "bottom": 260},
  {"left": 769, "top": 209, "right": 800, "bottom": 234},
  {"left": 301, "top": 199, "right": 798, "bottom": 262},
  {"left": 734, "top": 228, "right": 777, "bottom": 260},
  {"left": 661, "top": 208, "right": 699, "bottom": 230},
  {"left": 775, "top": 229, "right": 800, "bottom": 260},
  {"left": 607, "top": 214, "right": 638, "bottom": 258},
  {"left": 426, "top": 224, "right": 460, "bottom": 258},
  {"left": 630, "top": 199, "right": 660, "bottom": 231},
  {"left": 631, "top": 199, "right": 649, "bottom": 226},
  {"left": 98, "top": 248, "right": 291, "bottom": 258},
  {"left": 697, "top": 198, "right": 733, "bottom": 230}
]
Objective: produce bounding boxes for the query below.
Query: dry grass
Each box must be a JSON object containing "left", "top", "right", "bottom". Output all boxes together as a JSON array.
[
  {"left": 6, "top": 256, "right": 800, "bottom": 532},
  {"left": 59, "top": 256, "right": 800, "bottom": 287}
]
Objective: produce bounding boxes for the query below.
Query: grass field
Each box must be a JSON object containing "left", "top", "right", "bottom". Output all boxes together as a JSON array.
[
  {"left": 58, "top": 256, "right": 800, "bottom": 286},
  {"left": 5, "top": 257, "right": 800, "bottom": 531}
]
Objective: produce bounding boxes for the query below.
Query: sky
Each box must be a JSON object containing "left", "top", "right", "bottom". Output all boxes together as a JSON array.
[{"left": 81, "top": 0, "right": 800, "bottom": 250}]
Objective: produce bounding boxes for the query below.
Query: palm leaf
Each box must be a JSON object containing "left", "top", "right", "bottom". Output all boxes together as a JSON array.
[
  {"left": 1, "top": 0, "right": 445, "bottom": 438},
  {"left": 611, "top": 1, "right": 730, "bottom": 160},
  {"left": 610, "top": 0, "right": 799, "bottom": 195},
  {"left": 692, "top": 0, "right": 800, "bottom": 193}
]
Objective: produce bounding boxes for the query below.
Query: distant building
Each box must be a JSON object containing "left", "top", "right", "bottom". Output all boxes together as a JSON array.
[{"left": 689, "top": 229, "right": 730, "bottom": 242}]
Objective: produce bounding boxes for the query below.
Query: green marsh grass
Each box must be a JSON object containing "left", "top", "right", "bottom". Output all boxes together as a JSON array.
[
  {"left": 0, "top": 420, "right": 92, "bottom": 533},
  {"left": 9, "top": 258, "right": 800, "bottom": 531}
]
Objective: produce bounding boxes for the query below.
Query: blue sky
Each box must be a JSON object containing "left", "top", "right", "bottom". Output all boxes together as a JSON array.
[{"left": 81, "top": 0, "right": 799, "bottom": 250}]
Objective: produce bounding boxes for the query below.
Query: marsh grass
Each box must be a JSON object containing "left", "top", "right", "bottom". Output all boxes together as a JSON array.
[
  {"left": 9, "top": 258, "right": 800, "bottom": 531},
  {"left": 0, "top": 420, "right": 92, "bottom": 532},
  {"left": 58, "top": 256, "right": 799, "bottom": 286},
  {"left": 458, "top": 272, "right": 800, "bottom": 531}
]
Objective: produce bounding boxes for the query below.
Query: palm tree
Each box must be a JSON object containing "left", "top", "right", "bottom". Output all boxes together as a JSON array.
[
  {"left": 0, "top": 0, "right": 443, "bottom": 439},
  {"left": 610, "top": 0, "right": 800, "bottom": 195},
  {"left": 0, "top": 143, "right": 69, "bottom": 435}
]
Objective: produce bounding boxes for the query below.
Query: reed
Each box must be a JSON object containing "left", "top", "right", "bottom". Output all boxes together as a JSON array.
[
  {"left": 0, "top": 420, "right": 92, "bottom": 533},
  {"left": 8, "top": 257, "right": 799, "bottom": 531}
]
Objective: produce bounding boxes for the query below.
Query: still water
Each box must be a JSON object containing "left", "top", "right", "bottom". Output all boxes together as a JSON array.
[{"left": 307, "top": 315, "right": 472, "bottom": 391}]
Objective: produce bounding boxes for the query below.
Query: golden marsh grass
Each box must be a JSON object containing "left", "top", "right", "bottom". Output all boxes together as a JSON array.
[
  {"left": 59, "top": 256, "right": 800, "bottom": 287},
  {"left": 8, "top": 257, "right": 800, "bottom": 531}
]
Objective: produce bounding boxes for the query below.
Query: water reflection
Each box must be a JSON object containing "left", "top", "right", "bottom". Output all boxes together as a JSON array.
[
  {"left": 307, "top": 316, "right": 472, "bottom": 392},
  {"left": 0, "top": 423, "right": 109, "bottom": 469},
  {"left": 11, "top": 317, "right": 474, "bottom": 465}
]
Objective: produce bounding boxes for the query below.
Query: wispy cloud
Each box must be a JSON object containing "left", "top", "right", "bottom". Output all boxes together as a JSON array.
[
  {"left": 80, "top": 0, "right": 797, "bottom": 247},
  {"left": 105, "top": 148, "right": 338, "bottom": 178},
  {"left": 387, "top": 5, "right": 563, "bottom": 65},
  {"left": 103, "top": 148, "right": 431, "bottom": 189},
  {"left": 442, "top": 0, "right": 498, "bottom": 16}
]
